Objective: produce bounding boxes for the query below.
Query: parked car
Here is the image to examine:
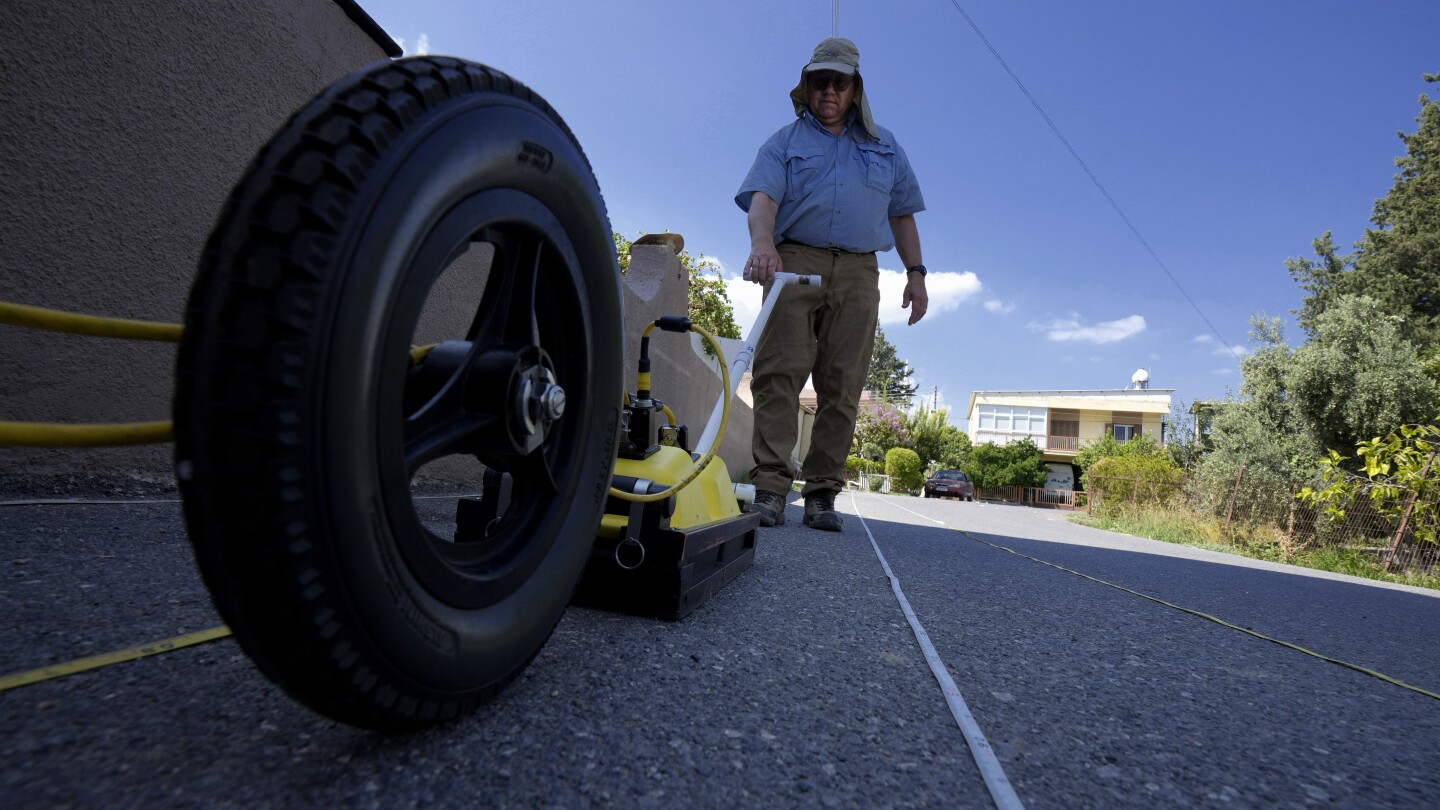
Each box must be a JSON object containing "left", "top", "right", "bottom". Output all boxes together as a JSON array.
[{"left": 923, "top": 469, "right": 974, "bottom": 501}]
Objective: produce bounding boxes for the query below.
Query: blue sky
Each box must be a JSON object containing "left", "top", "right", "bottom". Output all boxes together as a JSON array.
[{"left": 357, "top": 0, "right": 1439, "bottom": 425}]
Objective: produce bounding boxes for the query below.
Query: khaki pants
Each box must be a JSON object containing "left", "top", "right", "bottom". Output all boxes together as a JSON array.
[{"left": 750, "top": 243, "right": 880, "bottom": 497}]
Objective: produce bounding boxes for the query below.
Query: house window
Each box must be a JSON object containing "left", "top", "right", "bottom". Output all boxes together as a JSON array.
[
  {"left": 975, "top": 405, "right": 1047, "bottom": 444},
  {"left": 1110, "top": 411, "right": 1142, "bottom": 442}
]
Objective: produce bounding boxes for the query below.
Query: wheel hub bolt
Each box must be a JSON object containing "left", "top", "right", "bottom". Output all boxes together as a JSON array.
[{"left": 539, "top": 384, "right": 565, "bottom": 421}]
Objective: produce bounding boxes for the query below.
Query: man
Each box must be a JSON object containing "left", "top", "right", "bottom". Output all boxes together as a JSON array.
[{"left": 736, "top": 37, "right": 929, "bottom": 531}]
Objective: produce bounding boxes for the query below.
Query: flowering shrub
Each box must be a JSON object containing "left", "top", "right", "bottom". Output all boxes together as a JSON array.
[{"left": 852, "top": 404, "right": 912, "bottom": 459}]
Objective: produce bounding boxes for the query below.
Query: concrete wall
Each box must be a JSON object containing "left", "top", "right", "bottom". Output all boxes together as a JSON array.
[{"left": 0, "top": 0, "right": 391, "bottom": 478}]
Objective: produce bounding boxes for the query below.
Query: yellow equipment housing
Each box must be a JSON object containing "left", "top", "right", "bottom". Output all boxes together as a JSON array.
[{"left": 598, "top": 445, "right": 742, "bottom": 538}]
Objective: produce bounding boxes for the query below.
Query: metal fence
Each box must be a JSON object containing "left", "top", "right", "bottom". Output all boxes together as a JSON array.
[
  {"left": 847, "top": 472, "right": 892, "bottom": 493},
  {"left": 976, "top": 486, "right": 1084, "bottom": 510},
  {"left": 1088, "top": 467, "right": 1440, "bottom": 576}
]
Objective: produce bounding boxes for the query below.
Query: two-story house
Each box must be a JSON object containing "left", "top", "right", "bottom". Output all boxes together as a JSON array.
[{"left": 965, "top": 377, "right": 1174, "bottom": 490}]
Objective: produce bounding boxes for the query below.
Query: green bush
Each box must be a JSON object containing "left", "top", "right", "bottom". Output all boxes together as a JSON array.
[
  {"left": 885, "top": 447, "right": 924, "bottom": 494},
  {"left": 967, "top": 438, "right": 1048, "bottom": 489},
  {"left": 844, "top": 455, "right": 883, "bottom": 480},
  {"left": 1088, "top": 454, "right": 1185, "bottom": 514},
  {"left": 1074, "top": 433, "right": 1164, "bottom": 490}
]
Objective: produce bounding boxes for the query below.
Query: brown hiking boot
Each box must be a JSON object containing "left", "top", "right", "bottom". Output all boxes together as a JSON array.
[
  {"left": 746, "top": 489, "right": 786, "bottom": 527},
  {"left": 803, "top": 490, "right": 842, "bottom": 531}
]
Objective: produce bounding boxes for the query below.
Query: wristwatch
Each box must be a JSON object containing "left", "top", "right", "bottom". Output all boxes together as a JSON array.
[{"left": 906, "top": 264, "right": 927, "bottom": 277}]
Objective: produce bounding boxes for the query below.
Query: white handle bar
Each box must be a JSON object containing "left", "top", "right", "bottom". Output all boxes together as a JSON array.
[{"left": 692, "top": 272, "right": 822, "bottom": 457}]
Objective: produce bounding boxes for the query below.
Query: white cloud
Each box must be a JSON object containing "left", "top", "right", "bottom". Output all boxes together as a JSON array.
[
  {"left": 723, "top": 272, "right": 763, "bottom": 334},
  {"left": 1212, "top": 367, "right": 1236, "bottom": 376},
  {"left": 984, "top": 299, "right": 1015, "bottom": 314},
  {"left": 877, "top": 268, "right": 982, "bottom": 326},
  {"left": 396, "top": 33, "right": 430, "bottom": 56},
  {"left": 1195, "top": 333, "right": 1247, "bottom": 358},
  {"left": 1033, "top": 314, "right": 1146, "bottom": 344}
]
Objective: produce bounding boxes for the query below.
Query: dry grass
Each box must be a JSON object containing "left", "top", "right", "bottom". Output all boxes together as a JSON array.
[{"left": 1073, "top": 503, "right": 1440, "bottom": 591}]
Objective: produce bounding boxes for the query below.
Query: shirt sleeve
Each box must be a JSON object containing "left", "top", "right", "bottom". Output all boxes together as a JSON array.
[
  {"left": 887, "top": 140, "right": 926, "bottom": 218},
  {"left": 735, "top": 132, "right": 788, "bottom": 212}
]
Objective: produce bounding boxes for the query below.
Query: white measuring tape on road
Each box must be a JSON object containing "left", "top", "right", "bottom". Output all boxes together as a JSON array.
[{"left": 849, "top": 492, "right": 1025, "bottom": 810}]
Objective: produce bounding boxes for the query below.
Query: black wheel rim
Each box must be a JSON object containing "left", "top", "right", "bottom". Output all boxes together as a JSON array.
[{"left": 376, "top": 188, "right": 595, "bottom": 609}]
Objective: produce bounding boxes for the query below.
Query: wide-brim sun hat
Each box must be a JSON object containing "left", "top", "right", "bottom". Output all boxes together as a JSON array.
[{"left": 788, "top": 37, "right": 878, "bottom": 139}]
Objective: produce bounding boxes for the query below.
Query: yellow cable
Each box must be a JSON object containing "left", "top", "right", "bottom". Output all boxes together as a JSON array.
[
  {"left": 0, "top": 626, "right": 232, "bottom": 692},
  {"left": 0, "top": 300, "right": 182, "bottom": 342},
  {"left": 610, "top": 323, "right": 730, "bottom": 504},
  {"left": 0, "top": 420, "right": 174, "bottom": 447},
  {"left": 661, "top": 404, "right": 677, "bottom": 427},
  {"left": 953, "top": 527, "right": 1440, "bottom": 703}
]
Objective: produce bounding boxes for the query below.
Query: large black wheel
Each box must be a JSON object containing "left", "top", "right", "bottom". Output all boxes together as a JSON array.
[{"left": 174, "top": 57, "right": 623, "bottom": 731}]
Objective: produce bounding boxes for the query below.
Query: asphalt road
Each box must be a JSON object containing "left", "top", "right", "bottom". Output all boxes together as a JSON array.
[{"left": 3, "top": 484, "right": 1439, "bottom": 808}]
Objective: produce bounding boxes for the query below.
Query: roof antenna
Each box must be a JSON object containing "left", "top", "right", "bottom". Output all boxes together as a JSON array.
[{"left": 832, "top": 0, "right": 839, "bottom": 36}]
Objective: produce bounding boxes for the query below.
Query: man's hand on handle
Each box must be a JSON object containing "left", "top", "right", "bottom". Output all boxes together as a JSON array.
[{"left": 745, "top": 242, "right": 783, "bottom": 285}]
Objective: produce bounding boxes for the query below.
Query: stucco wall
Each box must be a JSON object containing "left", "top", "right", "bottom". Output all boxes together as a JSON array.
[{"left": 0, "top": 0, "right": 390, "bottom": 478}]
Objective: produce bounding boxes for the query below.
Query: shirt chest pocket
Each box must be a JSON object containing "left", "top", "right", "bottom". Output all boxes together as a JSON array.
[
  {"left": 784, "top": 148, "right": 827, "bottom": 201},
  {"left": 857, "top": 143, "right": 896, "bottom": 193}
]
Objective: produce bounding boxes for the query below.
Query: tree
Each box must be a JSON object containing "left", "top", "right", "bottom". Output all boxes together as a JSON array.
[
  {"left": 1205, "top": 315, "right": 1319, "bottom": 481},
  {"left": 904, "top": 406, "right": 972, "bottom": 471},
  {"left": 937, "top": 430, "right": 974, "bottom": 472},
  {"left": 1195, "top": 299, "right": 1437, "bottom": 524},
  {"left": 1288, "top": 73, "right": 1440, "bottom": 351},
  {"left": 1163, "top": 398, "right": 1206, "bottom": 471},
  {"left": 865, "top": 326, "right": 918, "bottom": 407},
  {"left": 966, "top": 438, "right": 1047, "bottom": 490},
  {"left": 1285, "top": 295, "right": 1437, "bottom": 457},
  {"left": 614, "top": 232, "right": 741, "bottom": 341}
]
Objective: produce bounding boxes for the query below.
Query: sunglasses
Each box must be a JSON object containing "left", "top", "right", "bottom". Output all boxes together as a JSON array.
[{"left": 807, "top": 74, "right": 855, "bottom": 93}]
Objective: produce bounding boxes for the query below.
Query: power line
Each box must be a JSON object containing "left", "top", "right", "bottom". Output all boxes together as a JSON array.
[{"left": 943, "top": 0, "right": 1244, "bottom": 362}]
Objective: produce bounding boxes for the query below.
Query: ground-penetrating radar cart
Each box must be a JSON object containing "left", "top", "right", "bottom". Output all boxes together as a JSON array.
[{"left": 169, "top": 56, "right": 818, "bottom": 730}]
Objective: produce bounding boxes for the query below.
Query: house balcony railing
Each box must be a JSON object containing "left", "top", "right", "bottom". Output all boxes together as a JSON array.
[
  {"left": 1047, "top": 435, "right": 1079, "bottom": 452},
  {"left": 971, "top": 431, "right": 1080, "bottom": 454}
]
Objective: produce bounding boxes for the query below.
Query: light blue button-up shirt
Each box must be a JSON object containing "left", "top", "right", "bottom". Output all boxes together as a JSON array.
[{"left": 735, "top": 111, "right": 925, "bottom": 254}]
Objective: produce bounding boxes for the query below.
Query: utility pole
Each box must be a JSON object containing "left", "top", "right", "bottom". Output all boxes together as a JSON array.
[
  {"left": 832, "top": 0, "right": 839, "bottom": 36},
  {"left": 932, "top": 386, "right": 938, "bottom": 411}
]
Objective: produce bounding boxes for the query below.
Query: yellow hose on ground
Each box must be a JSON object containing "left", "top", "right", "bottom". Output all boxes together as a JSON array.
[
  {"left": 0, "top": 301, "right": 182, "bottom": 342},
  {"left": 0, "top": 420, "right": 174, "bottom": 447}
]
